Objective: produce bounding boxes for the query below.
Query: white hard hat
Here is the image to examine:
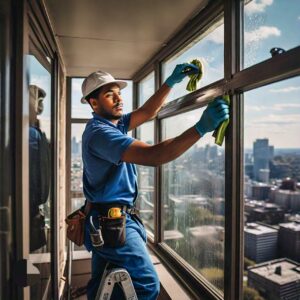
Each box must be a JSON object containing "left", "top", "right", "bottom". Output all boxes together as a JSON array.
[{"left": 81, "top": 70, "right": 127, "bottom": 103}]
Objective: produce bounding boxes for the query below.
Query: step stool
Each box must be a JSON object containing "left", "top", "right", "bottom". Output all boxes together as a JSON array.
[{"left": 95, "top": 262, "right": 137, "bottom": 300}]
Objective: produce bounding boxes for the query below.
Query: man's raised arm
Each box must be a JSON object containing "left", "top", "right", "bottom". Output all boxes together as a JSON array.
[
  {"left": 123, "top": 98, "right": 229, "bottom": 166},
  {"left": 128, "top": 63, "right": 198, "bottom": 131}
]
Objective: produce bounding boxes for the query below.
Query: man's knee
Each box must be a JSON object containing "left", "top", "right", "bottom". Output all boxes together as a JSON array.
[{"left": 138, "top": 269, "right": 160, "bottom": 300}]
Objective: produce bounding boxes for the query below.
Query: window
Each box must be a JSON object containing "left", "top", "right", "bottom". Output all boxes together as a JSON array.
[
  {"left": 138, "top": 72, "right": 155, "bottom": 105},
  {"left": 244, "top": 0, "right": 300, "bottom": 68},
  {"left": 162, "top": 18, "right": 224, "bottom": 102},
  {"left": 136, "top": 73, "right": 156, "bottom": 235},
  {"left": 162, "top": 108, "right": 225, "bottom": 293},
  {"left": 243, "top": 76, "right": 300, "bottom": 299}
]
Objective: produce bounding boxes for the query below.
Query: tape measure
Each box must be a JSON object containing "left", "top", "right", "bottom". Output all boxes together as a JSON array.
[{"left": 108, "top": 207, "right": 122, "bottom": 218}]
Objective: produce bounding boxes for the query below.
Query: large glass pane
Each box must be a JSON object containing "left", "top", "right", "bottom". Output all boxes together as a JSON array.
[
  {"left": 28, "top": 54, "right": 52, "bottom": 299},
  {"left": 243, "top": 76, "right": 300, "bottom": 300},
  {"left": 138, "top": 72, "right": 155, "bottom": 105},
  {"left": 162, "top": 109, "right": 225, "bottom": 293},
  {"left": 72, "top": 78, "right": 133, "bottom": 118},
  {"left": 136, "top": 121, "right": 155, "bottom": 235},
  {"left": 136, "top": 73, "right": 156, "bottom": 235},
  {"left": 162, "top": 18, "right": 224, "bottom": 102},
  {"left": 244, "top": 0, "right": 300, "bottom": 68}
]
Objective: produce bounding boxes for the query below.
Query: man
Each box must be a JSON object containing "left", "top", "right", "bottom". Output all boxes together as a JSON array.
[{"left": 81, "top": 65, "right": 229, "bottom": 299}]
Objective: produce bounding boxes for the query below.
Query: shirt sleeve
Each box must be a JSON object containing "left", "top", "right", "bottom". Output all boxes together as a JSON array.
[
  {"left": 121, "top": 113, "right": 132, "bottom": 133},
  {"left": 88, "top": 125, "right": 135, "bottom": 165}
]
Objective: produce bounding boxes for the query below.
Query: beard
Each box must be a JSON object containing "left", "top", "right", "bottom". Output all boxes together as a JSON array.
[{"left": 98, "top": 106, "right": 122, "bottom": 120}]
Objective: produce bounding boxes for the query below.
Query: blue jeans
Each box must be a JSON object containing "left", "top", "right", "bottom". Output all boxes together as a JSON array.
[{"left": 85, "top": 212, "right": 160, "bottom": 300}]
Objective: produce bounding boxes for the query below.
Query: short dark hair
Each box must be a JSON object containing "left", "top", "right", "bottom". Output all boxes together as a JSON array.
[{"left": 85, "top": 86, "right": 103, "bottom": 103}]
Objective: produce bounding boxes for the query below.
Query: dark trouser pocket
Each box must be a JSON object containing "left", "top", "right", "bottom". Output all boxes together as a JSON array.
[{"left": 100, "top": 215, "right": 126, "bottom": 248}]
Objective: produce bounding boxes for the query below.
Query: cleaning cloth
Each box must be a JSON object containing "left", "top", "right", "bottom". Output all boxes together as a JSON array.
[
  {"left": 186, "top": 59, "right": 203, "bottom": 92},
  {"left": 212, "top": 94, "right": 230, "bottom": 146}
]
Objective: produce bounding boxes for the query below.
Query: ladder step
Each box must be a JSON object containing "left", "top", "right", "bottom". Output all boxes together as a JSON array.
[{"left": 96, "top": 268, "right": 137, "bottom": 300}]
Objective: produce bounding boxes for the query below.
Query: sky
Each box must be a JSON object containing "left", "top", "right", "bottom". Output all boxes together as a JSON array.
[{"left": 31, "top": 0, "right": 300, "bottom": 149}]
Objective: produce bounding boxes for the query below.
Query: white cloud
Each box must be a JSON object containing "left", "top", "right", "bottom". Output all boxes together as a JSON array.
[
  {"left": 269, "top": 86, "right": 300, "bottom": 93},
  {"left": 254, "top": 114, "right": 300, "bottom": 125},
  {"left": 206, "top": 24, "right": 224, "bottom": 45},
  {"left": 273, "top": 103, "right": 300, "bottom": 111},
  {"left": 245, "top": 103, "right": 300, "bottom": 112},
  {"left": 245, "top": 105, "right": 267, "bottom": 112},
  {"left": 245, "top": 26, "right": 281, "bottom": 44},
  {"left": 298, "top": 16, "right": 300, "bottom": 20},
  {"left": 245, "top": 0, "right": 273, "bottom": 14}
]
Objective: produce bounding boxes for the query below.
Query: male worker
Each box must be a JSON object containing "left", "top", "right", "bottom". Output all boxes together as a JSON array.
[{"left": 81, "top": 65, "right": 229, "bottom": 300}]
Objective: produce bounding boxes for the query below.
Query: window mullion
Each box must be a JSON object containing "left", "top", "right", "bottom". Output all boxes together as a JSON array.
[{"left": 224, "top": 1, "right": 243, "bottom": 300}]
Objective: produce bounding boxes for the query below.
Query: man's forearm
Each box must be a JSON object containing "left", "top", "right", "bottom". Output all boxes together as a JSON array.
[
  {"left": 149, "top": 126, "right": 200, "bottom": 165},
  {"left": 139, "top": 83, "right": 171, "bottom": 119},
  {"left": 122, "top": 126, "right": 201, "bottom": 166}
]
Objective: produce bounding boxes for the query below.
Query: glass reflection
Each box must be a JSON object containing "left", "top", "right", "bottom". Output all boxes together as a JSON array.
[
  {"left": 162, "top": 108, "right": 225, "bottom": 292},
  {"left": 28, "top": 54, "right": 52, "bottom": 299},
  {"left": 244, "top": 0, "right": 300, "bottom": 68},
  {"left": 29, "top": 84, "right": 50, "bottom": 252}
]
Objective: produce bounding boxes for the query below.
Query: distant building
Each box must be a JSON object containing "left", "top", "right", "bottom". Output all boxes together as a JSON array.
[
  {"left": 245, "top": 164, "right": 254, "bottom": 180},
  {"left": 280, "top": 178, "right": 297, "bottom": 191},
  {"left": 248, "top": 258, "right": 300, "bottom": 300},
  {"left": 244, "top": 223, "right": 278, "bottom": 263},
  {"left": 252, "top": 183, "right": 271, "bottom": 200},
  {"left": 253, "top": 139, "right": 273, "bottom": 182},
  {"left": 245, "top": 201, "right": 284, "bottom": 225},
  {"left": 273, "top": 189, "right": 300, "bottom": 211},
  {"left": 278, "top": 222, "right": 300, "bottom": 263},
  {"left": 188, "top": 225, "right": 224, "bottom": 249},
  {"left": 258, "top": 169, "right": 270, "bottom": 184}
]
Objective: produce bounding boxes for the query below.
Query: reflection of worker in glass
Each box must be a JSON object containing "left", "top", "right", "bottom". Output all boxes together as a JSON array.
[
  {"left": 29, "top": 85, "right": 50, "bottom": 252},
  {"left": 81, "top": 67, "right": 229, "bottom": 299}
]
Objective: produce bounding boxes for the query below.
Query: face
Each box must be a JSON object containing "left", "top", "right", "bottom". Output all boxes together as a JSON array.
[{"left": 90, "top": 83, "right": 123, "bottom": 122}]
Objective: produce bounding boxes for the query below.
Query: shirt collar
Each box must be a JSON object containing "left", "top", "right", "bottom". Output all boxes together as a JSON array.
[{"left": 92, "top": 112, "right": 124, "bottom": 127}]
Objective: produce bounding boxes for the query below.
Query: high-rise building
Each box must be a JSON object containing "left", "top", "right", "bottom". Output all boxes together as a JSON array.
[
  {"left": 244, "top": 223, "right": 278, "bottom": 263},
  {"left": 258, "top": 169, "right": 270, "bottom": 183},
  {"left": 278, "top": 222, "right": 300, "bottom": 263},
  {"left": 253, "top": 139, "right": 273, "bottom": 182},
  {"left": 248, "top": 258, "right": 300, "bottom": 300}
]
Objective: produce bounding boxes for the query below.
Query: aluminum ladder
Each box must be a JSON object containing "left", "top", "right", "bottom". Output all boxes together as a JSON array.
[{"left": 95, "top": 263, "right": 137, "bottom": 300}]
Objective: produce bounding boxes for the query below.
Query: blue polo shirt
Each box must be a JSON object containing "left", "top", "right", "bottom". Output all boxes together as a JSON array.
[{"left": 82, "top": 112, "right": 137, "bottom": 206}]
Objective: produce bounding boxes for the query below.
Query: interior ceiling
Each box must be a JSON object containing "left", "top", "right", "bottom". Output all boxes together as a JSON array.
[{"left": 44, "top": 0, "right": 208, "bottom": 79}]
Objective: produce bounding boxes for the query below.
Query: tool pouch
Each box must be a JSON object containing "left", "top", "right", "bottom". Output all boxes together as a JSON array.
[
  {"left": 100, "top": 215, "right": 126, "bottom": 248},
  {"left": 65, "top": 209, "right": 86, "bottom": 246}
]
